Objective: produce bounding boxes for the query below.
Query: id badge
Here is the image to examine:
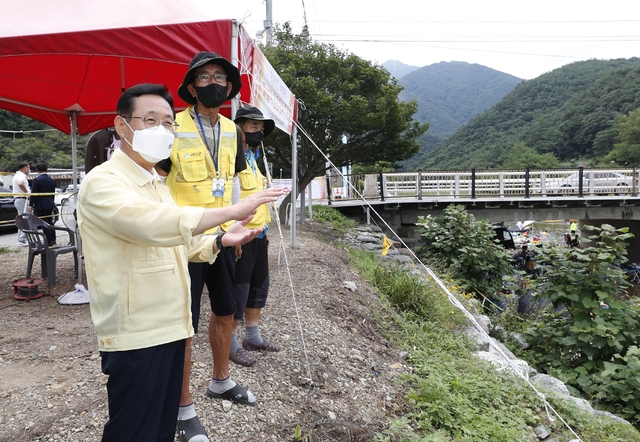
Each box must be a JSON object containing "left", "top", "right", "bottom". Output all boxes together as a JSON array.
[{"left": 212, "top": 178, "right": 225, "bottom": 197}]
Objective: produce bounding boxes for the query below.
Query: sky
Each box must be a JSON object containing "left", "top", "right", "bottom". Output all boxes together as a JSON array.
[{"left": 189, "top": 0, "right": 640, "bottom": 80}]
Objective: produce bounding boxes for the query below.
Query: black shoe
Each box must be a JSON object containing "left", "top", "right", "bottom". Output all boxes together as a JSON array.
[
  {"left": 176, "top": 415, "right": 209, "bottom": 442},
  {"left": 206, "top": 383, "right": 256, "bottom": 406}
]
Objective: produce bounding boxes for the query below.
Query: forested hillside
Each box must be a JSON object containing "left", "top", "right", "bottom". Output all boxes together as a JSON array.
[
  {"left": 0, "top": 110, "right": 83, "bottom": 171},
  {"left": 399, "top": 61, "right": 521, "bottom": 170},
  {"left": 421, "top": 58, "right": 640, "bottom": 170}
]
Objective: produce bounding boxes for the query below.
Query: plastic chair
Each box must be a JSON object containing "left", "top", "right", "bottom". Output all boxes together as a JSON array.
[{"left": 14, "top": 213, "right": 77, "bottom": 287}]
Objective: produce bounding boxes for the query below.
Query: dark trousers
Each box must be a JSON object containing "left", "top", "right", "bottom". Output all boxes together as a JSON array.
[
  {"left": 34, "top": 207, "right": 56, "bottom": 245},
  {"left": 100, "top": 340, "right": 186, "bottom": 442}
]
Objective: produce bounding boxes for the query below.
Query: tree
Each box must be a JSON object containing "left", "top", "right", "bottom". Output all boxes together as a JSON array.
[
  {"left": 0, "top": 109, "right": 87, "bottom": 171},
  {"left": 414, "top": 204, "right": 512, "bottom": 296},
  {"left": 0, "top": 131, "right": 84, "bottom": 171},
  {"left": 260, "top": 24, "right": 427, "bottom": 215},
  {"left": 501, "top": 142, "right": 560, "bottom": 169},
  {"left": 606, "top": 108, "right": 640, "bottom": 165},
  {"left": 521, "top": 225, "right": 640, "bottom": 426}
]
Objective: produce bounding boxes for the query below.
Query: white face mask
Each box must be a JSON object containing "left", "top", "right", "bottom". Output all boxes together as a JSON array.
[{"left": 124, "top": 120, "right": 175, "bottom": 164}]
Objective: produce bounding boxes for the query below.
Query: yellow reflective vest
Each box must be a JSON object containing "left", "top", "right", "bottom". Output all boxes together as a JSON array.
[
  {"left": 166, "top": 108, "right": 238, "bottom": 232},
  {"left": 238, "top": 149, "right": 270, "bottom": 229}
]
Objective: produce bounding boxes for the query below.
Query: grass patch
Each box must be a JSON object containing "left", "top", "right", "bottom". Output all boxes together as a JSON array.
[
  {"left": 307, "top": 205, "right": 356, "bottom": 234},
  {"left": 347, "top": 247, "right": 640, "bottom": 441},
  {"left": 0, "top": 246, "right": 17, "bottom": 255}
]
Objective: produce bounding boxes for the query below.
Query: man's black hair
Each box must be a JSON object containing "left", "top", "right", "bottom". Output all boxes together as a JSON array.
[
  {"left": 17, "top": 161, "right": 29, "bottom": 170},
  {"left": 116, "top": 83, "right": 175, "bottom": 117},
  {"left": 35, "top": 163, "right": 48, "bottom": 172}
]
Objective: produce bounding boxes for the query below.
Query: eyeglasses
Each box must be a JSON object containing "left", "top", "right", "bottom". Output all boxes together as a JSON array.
[
  {"left": 124, "top": 116, "right": 179, "bottom": 132},
  {"left": 195, "top": 72, "right": 228, "bottom": 86}
]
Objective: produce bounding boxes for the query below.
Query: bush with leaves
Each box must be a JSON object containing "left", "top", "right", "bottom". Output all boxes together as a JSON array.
[
  {"left": 521, "top": 224, "right": 640, "bottom": 426},
  {"left": 414, "top": 204, "right": 512, "bottom": 297}
]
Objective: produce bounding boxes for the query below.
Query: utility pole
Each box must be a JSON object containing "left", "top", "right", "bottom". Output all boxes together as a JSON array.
[{"left": 264, "top": 0, "right": 273, "bottom": 44}]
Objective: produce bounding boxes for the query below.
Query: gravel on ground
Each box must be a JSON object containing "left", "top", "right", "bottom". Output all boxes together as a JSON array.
[{"left": 0, "top": 221, "right": 410, "bottom": 441}]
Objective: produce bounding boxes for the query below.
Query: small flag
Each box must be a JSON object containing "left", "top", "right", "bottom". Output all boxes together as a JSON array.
[{"left": 381, "top": 235, "right": 391, "bottom": 256}]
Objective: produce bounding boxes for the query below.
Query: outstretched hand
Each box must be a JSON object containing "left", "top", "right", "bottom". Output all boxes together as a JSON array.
[
  {"left": 195, "top": 187, "right": 286, "bottom": 236},
  {"left": 232, "top": 187, "right": 286, "bottom": 221},
  {"left": 220, "top": 216, "right": 264, "bottom": 249}
]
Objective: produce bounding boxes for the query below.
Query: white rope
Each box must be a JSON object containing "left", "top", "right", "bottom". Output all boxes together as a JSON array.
[
  {"left": 259, "top": 143, "right": 315, "bottom": 388},
  {"left": 0, "top": 128, "right": 57, "bottom": 133},
  {"left": 238, "top": 66, "right": 581, "bottom": 438},
  {"left": 290, "top": 119, "right": 583, "bottom": 441},
  {"left": 0, "top": 128, "right": 58, "bottom": 142}
]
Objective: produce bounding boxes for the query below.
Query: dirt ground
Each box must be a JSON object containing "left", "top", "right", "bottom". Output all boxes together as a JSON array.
[{"left": 0, "top": 222, "right": 411, "bottom": 441}]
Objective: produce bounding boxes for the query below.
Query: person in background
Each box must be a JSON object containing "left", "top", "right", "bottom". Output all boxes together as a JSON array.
[
  {"left": 570, "top": 233, "right": 580, "bottom": 248},
  {"left": 158, "top": 51, "right": 251, "bottom": 442},
  {"left": 229, "top": 106, "right": 280, "bottom": 368},
  {"left": 29, "top": 163, "right": 57, "bottom": 246},
  {"left": 513, "top": 244, "right": 529, "bottom": 270},
  {"left": 570, "top": 221, "right": 578, "bottom": 234},
  {"left": 12, "top": 161, "right": 31, "bottom": 247},
  {"left": 78, "top": 83, "right": 283, "bottom": 442},
  {"left": 518, "top": 245, "right": 529, "bottom": 258},
  {"left": 524, "top": 255, "right": 539, "bottom": 278}
]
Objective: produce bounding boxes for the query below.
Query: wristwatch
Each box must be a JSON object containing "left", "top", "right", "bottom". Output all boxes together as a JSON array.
[{"left": 215, "top": 232, "right": 233, "bottom": 252}]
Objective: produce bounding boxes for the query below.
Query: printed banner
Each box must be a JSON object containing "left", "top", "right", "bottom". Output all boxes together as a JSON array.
[{"left": 250, "top": 47, "right": 297, "bottom": 135}]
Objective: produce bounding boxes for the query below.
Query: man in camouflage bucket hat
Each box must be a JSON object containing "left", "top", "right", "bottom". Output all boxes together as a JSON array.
[{"left": 158, "top": 51, "right": 251, "bottom": 442}]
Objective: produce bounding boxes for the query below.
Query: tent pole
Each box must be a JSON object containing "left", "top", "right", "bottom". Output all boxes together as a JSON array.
[
  {"left": 70, "top": 111, "right": 83, "bottom": 284},
  {"left": 71, "top": 111, "right": 78, "bottom": 192},
  {"left": 230, "top": 21, "right": 239, "bottom": 119},
  {"left": 291, "top": 126, "right": 297, "bottom": 248}
]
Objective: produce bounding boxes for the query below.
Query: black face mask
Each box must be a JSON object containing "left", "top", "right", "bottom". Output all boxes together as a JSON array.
[
  {"left": 194, "top": 83, "right": 228, "bottom": 109},
  {"left": 245, "top": 131, "right": 264, "bottom": 148}
]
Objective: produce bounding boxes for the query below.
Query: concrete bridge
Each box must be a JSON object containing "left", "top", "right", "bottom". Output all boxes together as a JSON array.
[{"left": 324, "top": 167, "right": 640, "bottom": 261}]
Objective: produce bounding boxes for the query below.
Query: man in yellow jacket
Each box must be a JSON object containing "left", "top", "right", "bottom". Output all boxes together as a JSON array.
[
  {"left": 229, "top": 106, "right": 280, "bottom": 368},
  {"left": 158, "top": 52, "right": 250, "bottom": 442},
  {"left": 78, "top": 83, "right": 282, "bottom": 442}
]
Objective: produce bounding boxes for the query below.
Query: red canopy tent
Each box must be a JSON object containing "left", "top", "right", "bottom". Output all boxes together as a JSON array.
[{"left": 0, "top": 0, "right": 296, "bottom": 186}]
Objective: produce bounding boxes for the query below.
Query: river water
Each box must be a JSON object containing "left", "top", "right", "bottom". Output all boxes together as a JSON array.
[{"left": 509, "top": 219, "right": 572, "bottom": 249}]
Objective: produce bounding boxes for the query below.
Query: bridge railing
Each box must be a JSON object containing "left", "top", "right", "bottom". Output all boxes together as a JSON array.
[{"left": 326, "top": 167, "right": 639, "bottom": 202}]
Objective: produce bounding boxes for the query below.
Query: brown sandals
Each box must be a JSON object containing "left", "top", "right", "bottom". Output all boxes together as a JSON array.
[
  {"left": 242, "top": 338, "right": 280, "bottom": 352},
  {"left": 230, "top": 347, "right": 257, "bottom": 367}
]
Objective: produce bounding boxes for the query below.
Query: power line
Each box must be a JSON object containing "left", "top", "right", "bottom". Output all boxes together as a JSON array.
[
  {"left": 287, "top": 18, "right": 640, "bottom": 24},
  {"left": 317, "top": 37, "right": 640, "bottom": 43},
  {"left": 370, "top": 42, "right": 588, "bottom": 60}
]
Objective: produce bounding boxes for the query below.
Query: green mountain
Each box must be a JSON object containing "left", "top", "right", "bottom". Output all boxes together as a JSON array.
[
  {"left": 421, "top": 58, "right": 640, "bottom": 170},
  {"left": 399, "top": 61, "right": 521, "bottom": 170},
  {"left": 382, "top": 60, "right": 419, "bottom": 79}
]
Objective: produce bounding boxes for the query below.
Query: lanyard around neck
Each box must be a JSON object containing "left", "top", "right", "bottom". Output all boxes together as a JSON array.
[
  {"left": 195, "top": 112, "right": 221, "bottom": 175},
  {"left": 245, "top": 149, "right": 257, "bottom": 175}
]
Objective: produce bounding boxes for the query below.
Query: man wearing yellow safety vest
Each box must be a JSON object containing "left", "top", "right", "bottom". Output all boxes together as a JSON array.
[
  {"left": 227, "top": 106, "right": 280, "bottom": 368},
  {"left": 570, "top": 221, "right": 578, "bottom": 233},
  {"left": 158, "top": 52, "right": 250, "bottom": 442}
]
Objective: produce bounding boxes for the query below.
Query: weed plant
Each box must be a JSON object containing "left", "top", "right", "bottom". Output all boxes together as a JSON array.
[
  {"left": 0, "top": 246, "right": 17, "bottom": 255},
  {"left": 414, "top": 205, "right": 512, "bottom": 297},
  {"left": 347, "top": 247, "right": 640, "bottom": 441},
  {"left": 495, "top": 225, "right": 640, "bottom": 429},
  {"left": 306, "top": 204, "right": 356, "bottom": 234}
]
